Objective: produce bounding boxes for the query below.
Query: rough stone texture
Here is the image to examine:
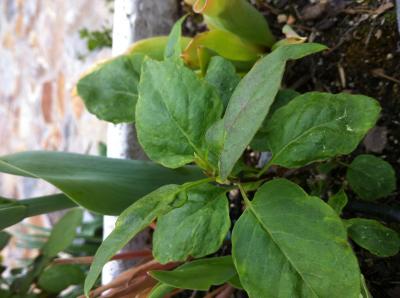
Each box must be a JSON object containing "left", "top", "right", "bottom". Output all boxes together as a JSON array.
[
  {"left": 103, "top": 0, "right": 178, "bottom": 284},
  {"left": 0, "top": 0, "right": 112, "bottom": 265}
]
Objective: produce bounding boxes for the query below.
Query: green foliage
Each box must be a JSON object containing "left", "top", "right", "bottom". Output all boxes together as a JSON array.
[
  {"left": 150, "top": 256, "right": 237, "bottom": 290},
  {"left": 79, "top": 27, "right": 112, "bottom": 52},
  {"left": 346, "top": 154, "right": 396, "bottom": 200},
  {"left": 1, "top": 2, "right": 399, "bottom": 297},
  {"left": 38, "top": 264, "right": 85, "bottom": 293},
  {"left": 153, "top": 184, "right": 230, "bottom": 263},
  {"left": 346, "top": 218, "right": 400, "bottom": 257},
  {"left": 232, "top": 179, "right": 360, "bottom": 297}
]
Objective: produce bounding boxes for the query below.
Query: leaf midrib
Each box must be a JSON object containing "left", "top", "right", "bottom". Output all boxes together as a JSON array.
[{"left": 246, "top": 202, "right": 319, "bottom": 297}]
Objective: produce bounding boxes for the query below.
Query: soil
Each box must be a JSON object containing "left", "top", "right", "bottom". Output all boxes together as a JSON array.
[{"left": 178, "top": 0, "right": 400, "bottom": 297}]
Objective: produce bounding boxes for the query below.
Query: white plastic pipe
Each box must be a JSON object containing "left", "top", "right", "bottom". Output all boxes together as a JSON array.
[{"left": 103, "top": 0, "right": 178, "bottom": 284}]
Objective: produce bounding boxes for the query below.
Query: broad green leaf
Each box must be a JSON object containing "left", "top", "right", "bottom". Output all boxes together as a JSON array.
[
  {"left": 205, "top": 56, "right": 241, "bottom": 109},
  {"left": 150, "top": 256, "right": 236, "bottom": 291},
  {"left": 346, "top": 218, "right": 400, "bottom": 257},
  {"left": 38, "top": 265, "right": 84, "bottom": 293},
  {"left": 85, "top": 184, "right": 185, "bottom": 296},
  {"left": 0, "top": 231, "right": 11, "bottom": 250},
  {"left": 77, "top": 36, "right": 190, "bottom": 124},
  {"left": 346, "top": 155, "right": 396, "bottom": 201},
  {"left": 0, "top": 151, "right": 203, "bottom": 215},
  {"left": 136, "top": 59, "right": 222, "bottom": 169},
  {"left": 164, "top": 15, "right": 186, "bottom": 59},
  {"left": 232, "top": 179, "right": 360, "bottom": 298},
  {"left": 264, "top": 92, "right": 381, "bottom": 168},
  {"left": 328, "top": 189, "right": 348, "bottom": 215},
  {"left": 182, "top": 30, "right": 262, "bottom": 69},
  {"left": 218, "top": 43, "right": 326, "bottom": 179},
  {"left": 153, "top": 184, "right": 230, "bottom": 263},
  {"left": 251, "top": 89, "right": 300, "bottom": 151},
  {"left": 148, "top": 283, "right": 176, "bottom": 298},
  {"left": 77, "top": 54, "right": 144, "bottom": 123},
  {"left": 42, "top": 208, "right": 83, "bottom": 258},
  {"left": 189, "top": 0, "right": 275, "bottom": 47}
]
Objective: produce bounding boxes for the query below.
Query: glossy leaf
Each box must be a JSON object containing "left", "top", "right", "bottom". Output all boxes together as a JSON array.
[
  {"left": 346, "top": 218, "right": 400, "bottom": 257},
  {"left": 182, "top": 30, "right": 262, "bottom": 69},
  {"left": 346, "top": 154, "right": 396, "bottom": 201},
  {"left": 218, "top": 43, "right": 326, "bottom": 179},
  {"left": 360, "top": 274, "right": 372, "bottom": 298},
  {"left": 0, "top": 151, "right": 203, "bottom": 215},
  {"left": 38, "top": 265, "right": 84, "bottom": 293},
  {"left": 85, "top": 184, "right": 185, "bottom": 296},
  {"left": 42, "top": 208, "right": 83, "bottom": 258},
  {"left": 189, "top": 0, "right": 275, "bottom": 47},
  {"left": 328, "top": 189, "right": 348, "bottom": 215},
  {"left": 136, "top": 59, "right": 222, "bottom": 169},
  {"left": 205, "top": 56, "right": 241, "bottom": 109},
  {"left": 150, "top": 256, "right": 236, "bottom": 291},
  {"left": 264, "top": 92, "right": 381, "bottom": 168},
  {"left": 153, "top": 184, "right": 230, "bottom": 263},
  {"left": 148, "top": 283, "right": 175, "bottom": 298},
  {"left": 232, "top": 179, "right": 360, "bottom": 297}
]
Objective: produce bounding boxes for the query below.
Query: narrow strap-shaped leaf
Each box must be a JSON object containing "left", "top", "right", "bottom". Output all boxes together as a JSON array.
[
  {"left": 84, "top": 184, "right": 184, "bottom": 296},
  {"left": 0, "top": 193, "right": 76, "bottom": 231},
  {"left": 148, "top": 283, "right": 176, "bottom": 298},
  {"left": 218, "top": 43, "right": 326, "bottom": 180},
  {"left": 150, "top": 256, "right": 237, "bottom": 291},
  {"left": 232, "top": 179, "right": 360, "bottom": 297},
  {"left": 0, "top": 151, "right": 204, "bottom": 215}
]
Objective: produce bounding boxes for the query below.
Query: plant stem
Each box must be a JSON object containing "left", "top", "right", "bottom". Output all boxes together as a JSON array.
[
  {"left": 237, "top": 184, "right": 252, "bottom": 207},
  {"left": 336, "top": 160, "right": 350, "bottom": 168}
]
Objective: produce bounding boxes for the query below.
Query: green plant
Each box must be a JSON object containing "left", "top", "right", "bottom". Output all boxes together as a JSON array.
[{"left": 0, "top": 1, "right": 399, "bottom": 297}]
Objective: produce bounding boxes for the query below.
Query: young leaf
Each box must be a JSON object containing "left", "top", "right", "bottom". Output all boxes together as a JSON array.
[
  {"left": 182, "top": 30, "right": 261, "bottom": 69},
  {"left": 136, "top": 59, "right": 223, "bottom": 169},
  {"left": 153, "top": 184, "right": 230, "bottom": 263},
  {"left": 189, "top": 0, "right": 275, "bottom": 47},
  {"left": 264, "top": 92, "right": 381, "bottom": 169},
  {"left": 328, "top": 189, "right": 348, "bottom": 215},
  {"left": 84, "top": 184, "right": 185, "bottom": 296},
  {"left": 164, "top": 15, "right": 187, "bottom": 59},
  {"left": 42, "top": 208, "right": 83, "bottom": 258},
  {"left": 346, "top": 154, "right": 396, "bottom": 201},
  {"left": 0, "top": 151, "right": 203, "bottom": 215},
  {"left": 38, "top": 265, "right": 84, "bottom": 293},
  {"left": 232, "top": 179, "right": 360, "bottom": 298},
  {"left": 205, "top": 56, "right": 241, "bottom": 109},
  {"left": 150, "top": 256, "right": 236, "bottom": 291},
  {"left": 77, "top": 54, "right": 144, "bottom": 123},
  {"left": 346, "top": 218, "right": 400, "bottom": 257},
  {"left": 218, "top": 43, "right": 327, "bottom": 180}
]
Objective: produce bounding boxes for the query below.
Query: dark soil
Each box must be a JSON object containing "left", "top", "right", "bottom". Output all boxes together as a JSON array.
[{"left": 179, "top": 0, "right": 400, "bottom": 297}]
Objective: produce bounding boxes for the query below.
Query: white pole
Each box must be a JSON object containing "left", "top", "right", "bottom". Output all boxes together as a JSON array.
[{"left": 103, "top": 0, "right": 178, "bottom": 284}]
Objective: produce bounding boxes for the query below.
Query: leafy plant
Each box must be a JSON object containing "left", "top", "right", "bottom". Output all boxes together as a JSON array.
[{"left": 1, "top": 1, "right": 399, "bottom": 297}]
